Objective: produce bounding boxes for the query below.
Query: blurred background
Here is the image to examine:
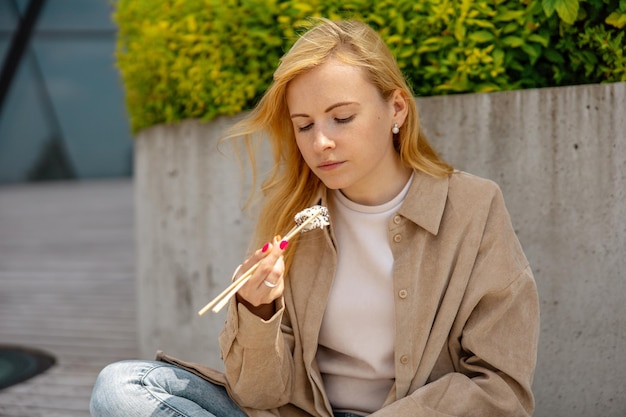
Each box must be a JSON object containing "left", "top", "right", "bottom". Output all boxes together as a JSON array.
[
  {"left": 0, "top": 2, "right": 136, "bottom": 415},
  {"left": 0, "top": 0, "right": 132, "bottom": 184}
]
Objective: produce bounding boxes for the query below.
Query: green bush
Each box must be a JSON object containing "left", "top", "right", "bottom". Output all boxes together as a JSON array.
[{"left": 113, "top": 0, "right": 626, "bottom": 133}]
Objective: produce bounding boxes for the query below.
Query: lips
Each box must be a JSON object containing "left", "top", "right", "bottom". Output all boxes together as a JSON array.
[{"left": 317, "top": 160, "right": 344, "bottom": 170}]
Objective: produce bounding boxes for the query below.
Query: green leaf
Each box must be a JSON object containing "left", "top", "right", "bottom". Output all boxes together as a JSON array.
[
  {"left": 495, "top": 10, "right": 526, "bottom": 22},
  {"left": 397, "top": 16, "right": 406, "bottom": 34},
  {"left": 454, "top": 20, "right": 467, "bottom": 41},
  {"left": 398, "top": 45, "right": 416, "bottom": 58},
  {"left": 543, "top": 49, "right": 565, "bottom": 64},
  {"left": 386, "top": 35, "right": 404, "bottom": 44},
  {"left": 501, "top": 36, "right": 525, "bottom": 47},
  {"left": 417, "top": 44, "right": 441, "bottom": 54},
  {"left": 493, "top": 48, "right": 505, "bottom": 66},
  {"left": 521, "top": 43, "right": 541, "bottom": 64},
  {"left": 466, "top": 19, "right": 495, "bottom": 29},
  {"left": 542, "top": 0, "right": 556, "bottom": 17},
  {"left": 476, "top": 83, "right": 501, "bottom": 92},
  {"left": 606, "top": 12, "right": 626, "bottom": 29},
  {"left": 502, "top": 22, "right": 519, "bottom": 34},
  {"left": 542, "top": 0, "right": 579, "bottom": 24},
  {"left": 469, "top": 30, "right": 495, "bottom": 43},
  {"left": 528, "top": 34, "right": 550, "bottom": 47}
]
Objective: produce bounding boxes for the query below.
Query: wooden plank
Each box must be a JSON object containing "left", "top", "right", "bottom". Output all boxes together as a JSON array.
[
  {"left": 0, "top": 180, "right": 137, "bottom": 416},
  {"left": 0, "top": 406, "right": 89, "bottom": 417}
]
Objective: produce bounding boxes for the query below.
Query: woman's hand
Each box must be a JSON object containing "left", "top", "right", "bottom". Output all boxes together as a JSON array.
[{"left": 235, "top": 236, "right": 287, "bottom": 320}]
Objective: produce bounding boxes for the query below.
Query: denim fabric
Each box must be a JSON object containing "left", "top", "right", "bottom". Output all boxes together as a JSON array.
[{"left": 90, "top": 360, "right": 247, "bottom": 417}]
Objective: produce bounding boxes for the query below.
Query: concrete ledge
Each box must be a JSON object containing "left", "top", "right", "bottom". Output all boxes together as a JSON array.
[
  {"left": 135, "top": 82, "right": 626, "bottom": 416},
  {"left": 134, "top": 114, "right": 268, "bottom": 370}
]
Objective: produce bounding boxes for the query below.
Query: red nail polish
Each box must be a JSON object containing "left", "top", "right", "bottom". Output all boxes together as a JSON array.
[
  {"left": 262, "top": 242, "right": 270, "bottom": 253},
  {"left": 279, "top": 240, "right": 289, "bottom": 250}
]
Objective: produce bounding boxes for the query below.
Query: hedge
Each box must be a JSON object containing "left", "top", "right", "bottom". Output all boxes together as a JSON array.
[{"left": 113, "top": 0, "right": 626, "bottom": 134}]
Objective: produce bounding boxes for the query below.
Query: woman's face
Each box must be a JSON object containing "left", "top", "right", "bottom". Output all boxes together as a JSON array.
[{"left": 286, "top": 58, "right": 409, "bottom": 205}]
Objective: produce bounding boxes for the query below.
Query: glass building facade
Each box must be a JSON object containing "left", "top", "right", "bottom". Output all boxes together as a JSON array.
[{"left": 0, "top": 0, "right": 132, "bottom": 183}]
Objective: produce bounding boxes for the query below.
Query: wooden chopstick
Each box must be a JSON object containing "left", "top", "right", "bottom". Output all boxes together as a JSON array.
[{"left": 197, "top": 209, "right": 323, "bottom": 315}]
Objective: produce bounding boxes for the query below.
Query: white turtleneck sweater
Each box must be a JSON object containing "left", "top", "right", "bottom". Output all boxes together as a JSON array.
[{"left": 317, "top": 175, "right": 413, "bottom": 414}]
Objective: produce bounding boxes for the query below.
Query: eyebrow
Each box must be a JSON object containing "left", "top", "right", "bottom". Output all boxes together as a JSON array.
[{"left": 290, "top": 101, "right": 357, "bottom": 118}]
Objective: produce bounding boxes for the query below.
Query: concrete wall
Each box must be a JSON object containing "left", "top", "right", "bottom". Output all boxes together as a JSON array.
[
  {"left": 135, "top": 82, "right": 626, "bottom": 416},
  {"left": 135, "top": 114, "right": 270, "bottom": 369}
]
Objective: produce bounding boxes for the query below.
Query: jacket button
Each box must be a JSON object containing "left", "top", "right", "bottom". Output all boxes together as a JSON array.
[
  {"left": 393, "top": 234, "right": 402, "bottom": 243},
  {"left": 393, "top": 215, "right": 402, "bottom": 224},
  {"left": 398, "top": 289, "right": 408, "bottom": 299},
  {"left": 400, "top": 355, "right": 409, "bottom": 364}
]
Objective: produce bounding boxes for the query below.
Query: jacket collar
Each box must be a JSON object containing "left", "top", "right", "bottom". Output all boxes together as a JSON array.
[
  {"left": 398, "top": 169, "right": 449, "bottom": 236},
  {"left": 312, "top": 169, "right": 449, "bottom": 236}
]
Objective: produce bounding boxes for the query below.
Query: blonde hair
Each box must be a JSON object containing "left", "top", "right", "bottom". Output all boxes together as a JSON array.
[{"left": 226, "top": 18, "right": 452, "bottom": 268}]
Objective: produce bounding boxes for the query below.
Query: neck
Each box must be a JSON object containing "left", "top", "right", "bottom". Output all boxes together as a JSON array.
[{"left": 342, "top": 164, "right": 412, "bottom": 206}]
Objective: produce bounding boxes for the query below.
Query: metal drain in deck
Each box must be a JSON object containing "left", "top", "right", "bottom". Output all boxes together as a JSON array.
[{"left": 0, "top": 345, "right": 56, "bottom": 390}]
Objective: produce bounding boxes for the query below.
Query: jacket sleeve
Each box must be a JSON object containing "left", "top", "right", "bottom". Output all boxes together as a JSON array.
[
  {"left": 371, "top": 266, "right": 539, "bottom": 417},
  {"left": 219, "top": 297, "right": 296, "bottom": 410}
]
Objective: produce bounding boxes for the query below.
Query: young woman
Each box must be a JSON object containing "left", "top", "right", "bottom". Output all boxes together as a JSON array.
[{"left": 91, "top": 18, "right": 539, "bottom": 417}]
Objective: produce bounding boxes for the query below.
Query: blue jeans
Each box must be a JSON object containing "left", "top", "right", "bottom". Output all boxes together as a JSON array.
[
  {"left": 90, "top": 360, "right": 247, "bottom": 417},
  {"left": 90, "top": 360, "right": 367, "bottom": 417}
]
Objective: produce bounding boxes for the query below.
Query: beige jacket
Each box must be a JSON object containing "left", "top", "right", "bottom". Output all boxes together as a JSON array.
[{"left": 159, "top": 170, "right": 540, "bottom": 417}]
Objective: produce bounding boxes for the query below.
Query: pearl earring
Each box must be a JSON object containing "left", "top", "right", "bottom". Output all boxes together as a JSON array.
[{"left": 392, "top": 122, "right": 400, "bottom": 134}]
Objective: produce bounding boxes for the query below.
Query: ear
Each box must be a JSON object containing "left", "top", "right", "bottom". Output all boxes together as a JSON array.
[{"left": 390, "top": 89, "right": 409, "bottom": 127}]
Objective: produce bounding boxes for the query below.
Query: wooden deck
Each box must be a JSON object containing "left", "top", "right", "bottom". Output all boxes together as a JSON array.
[{"left": 0, "top": 180, "right": 138, "bottom": 417}]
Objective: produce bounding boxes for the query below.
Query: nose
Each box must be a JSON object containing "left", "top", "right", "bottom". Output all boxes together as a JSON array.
[{"left": 313, "top": 127, "right": 335, "bottom": 152}]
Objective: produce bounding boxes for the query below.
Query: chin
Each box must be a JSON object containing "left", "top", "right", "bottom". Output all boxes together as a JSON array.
[
  {"left": 318, "top": 177, "right": 346, "bottom": 191},
  {"left": 314, "top": 170, "right": 357, "bottom": 192}
]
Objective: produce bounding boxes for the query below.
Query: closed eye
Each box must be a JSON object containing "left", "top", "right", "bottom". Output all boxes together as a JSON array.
[
  {"left": 336, "top": 115, "right": 355, "bottom": 124},
  {"left": 296, "top": 115, "right": 354, "bottom": 132},
  {"left": 298, "top": 123, "right": 313, "bottom": 132}
]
